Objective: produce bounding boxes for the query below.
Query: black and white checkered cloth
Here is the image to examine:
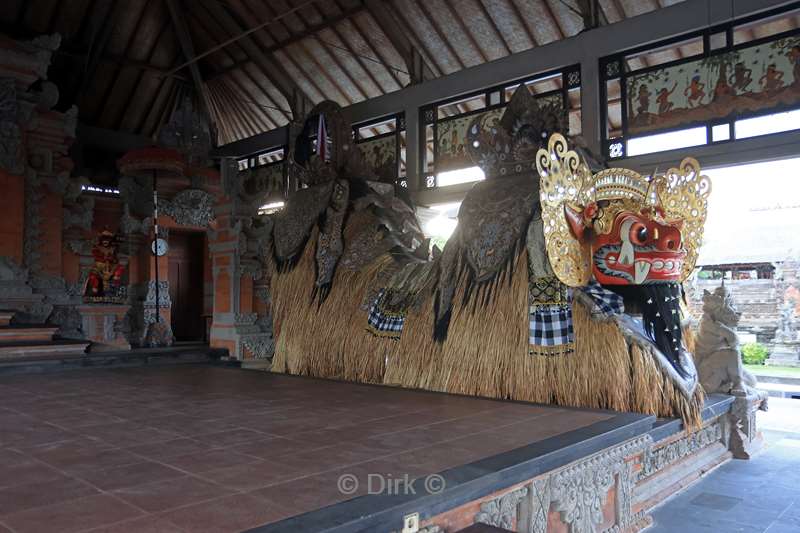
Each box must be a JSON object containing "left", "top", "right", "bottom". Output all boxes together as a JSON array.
[
  {"left": 529, "top": 304, "right": 574, "bottom": 348},
  {"left": 366, "top": 289, "right": 405, "bottom": 337},
  {"left": 579, "top": 279, "right": 625, "bottom": 317}
]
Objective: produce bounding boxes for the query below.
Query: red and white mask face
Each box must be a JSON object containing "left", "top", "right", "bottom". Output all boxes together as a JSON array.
[{"left": 566, "top": 206, "right": 686, "bottom": 285}]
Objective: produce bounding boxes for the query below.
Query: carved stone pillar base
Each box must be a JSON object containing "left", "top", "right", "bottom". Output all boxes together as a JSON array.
[
  {"left": 728, "top": 391, "right": 768, "bottom": 460},
  {"left": 143, "top": 321, "right": 174, "bottom": 348},
  {"left": 76, "top": 304, "right": 131, "bottom": 352}
]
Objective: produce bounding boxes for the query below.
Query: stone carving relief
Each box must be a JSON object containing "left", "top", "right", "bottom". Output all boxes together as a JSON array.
[
  {"left": 0, "top": 78, "right": 24, "bottom": 175},
  {"left": 158, "top": 96, "right": 213, "bottom": 166},
  {"left": 48, "top": 304, "right": 84, "bottom": 340},
  {"left": 143, "top": 280, "right": 171, "bottom": 321},
  {"left": 0, "top": 256, "right": 28, "bottom": 285},
  {"left": 125, "top": 281, "right": 171, "bottom": 345},
  {"left": 118, "top": 175, "right": 154, "bottom": 218},
  {"left": 241, "top": 335, "right": 275, "bottom": 360},
  {"left": 638, "top": 421, "right": 725, "bottom": 481},
  {"left": 235, "top": 313, "right": 258, "bottom": 326},
  {"left": 475, "top": 486, "right": 528, "bottom": 530},
  {"left": 160, "top": 189, "right": 215, "bottom": 228},
  {"left": 515, "top": 436, "right": 652, "bottom": 533},
  {"left": 63, "top": 195, "right": 94, "bottom": 231}
]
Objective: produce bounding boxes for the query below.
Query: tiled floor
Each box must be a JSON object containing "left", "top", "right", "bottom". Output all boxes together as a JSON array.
[
  {"left": 649, "top": 397, "right": 800, "bottom": 533},
  {"left": 0, "top": 366, "right": 613, "bottom": 533}
]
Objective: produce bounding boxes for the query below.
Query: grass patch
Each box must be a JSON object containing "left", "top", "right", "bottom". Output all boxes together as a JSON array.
[{"left": 745, "top": 364, "right": 800, "bottom": 378}]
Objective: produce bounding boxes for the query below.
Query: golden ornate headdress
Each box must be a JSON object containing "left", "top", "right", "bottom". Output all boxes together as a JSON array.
[{"left": 536, "top": 134, "right": 711, "bottom": 287}]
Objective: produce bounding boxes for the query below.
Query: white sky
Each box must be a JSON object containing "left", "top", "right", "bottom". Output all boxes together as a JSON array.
[{"left": 699, "top": 157, "right": 800, "bottom": 264}]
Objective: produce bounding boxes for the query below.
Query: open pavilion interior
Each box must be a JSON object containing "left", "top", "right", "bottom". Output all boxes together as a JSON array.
[{"left": 0, "top": 0, "right": 798, "bottom": 532}]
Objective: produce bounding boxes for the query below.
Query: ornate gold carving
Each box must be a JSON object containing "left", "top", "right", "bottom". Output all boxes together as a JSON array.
[
  {"left": 536, "top": 133, "right": 593, "bottom": 286},
  {"left": 537, "top": 134, "right": 710, "bottom": 286},
  {"left": 655, "top": 157, "right": 711, "bottom": 280}
]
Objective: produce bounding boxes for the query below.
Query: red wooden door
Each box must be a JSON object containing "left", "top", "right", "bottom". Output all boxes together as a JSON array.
[{"left": 168, "top": 231, "right": 205, "bottom": 341}]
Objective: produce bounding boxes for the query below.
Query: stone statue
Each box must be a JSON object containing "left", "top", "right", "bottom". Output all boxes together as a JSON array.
[
  {"left": 694, "top": 284, "right": 767, "bottom": 458},
  {"left": 84, "top": 230, "right": 126, "bottom": 302},
  {"left": 694, "top": 285, "right": 759, "bottom": 395},
  {"left": 775, "top": 298, "right": 797, "bottom": 342}
]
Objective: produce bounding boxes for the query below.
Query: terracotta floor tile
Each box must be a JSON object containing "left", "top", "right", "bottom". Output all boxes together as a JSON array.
[
  {"left": 191, "top": 427, "right": 269, "bottom": 447},
  {"left": 198, "top": 460, "right": 301, "bottom": 490},
  {"left": 31, "top": 442, "right": 143, "bottom": 475},
  {"left": 0, "top": 365, "right": 618, "bottom": 529},
  {"left": 161, "top": 493, "right": 292, "bottom": 533},
  {"left": 0, "top": 453, "right": 65, "bottom": 490},
  {"left": 111, "top": 475, "right": 232, "bottom": 513},
  {"left": 0, "top": 476, "right": 99, "bottom": 516},
  {"left": 162, "top": 448, "right": 261, "bottom": 474},
  {"left": 250, "top": 471, "right": 355, "bottom": 516},
  {"left": 77, "top": 422, "right": 179, "bottom": 447},
  {"left": 2, "top": 494, "right": 143, "bottom": 533},
  {"left": 124, "top": 437, "right": 214, "bottom": 459},
  {"left": 76, "top": 461, "right": 185, "bottom": 491}
]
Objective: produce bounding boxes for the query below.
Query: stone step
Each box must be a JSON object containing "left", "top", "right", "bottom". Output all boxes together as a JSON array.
[
  {"left": 0, "top": 339, "right": 90, "bottom": 360},
  {"left": 0, "top": 310, "right": 14, "bottom": 327},
  {"left": 0, "top": 325, "right": 59, "bottom": 343}
]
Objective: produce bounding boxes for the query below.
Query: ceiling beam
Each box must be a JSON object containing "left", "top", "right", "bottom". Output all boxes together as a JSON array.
[
  {"left": 165, "top": 0, "right": 215, "bottom": 125},
  {"left": 364, "top": 0, "right": 435, "bottom": 84}
]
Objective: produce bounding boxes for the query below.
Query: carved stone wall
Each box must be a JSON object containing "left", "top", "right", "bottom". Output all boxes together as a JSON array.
[
  {"left": 0, "top": 33, "right": 89, "bottom": 329},
  {"left": 638, "top": 421, "right": 725, "bottom": 482},
  {"left": 469, "top": 436, "right": 653, "bottom": 533}
]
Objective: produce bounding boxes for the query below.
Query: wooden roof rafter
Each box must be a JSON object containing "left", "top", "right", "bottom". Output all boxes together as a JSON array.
[
  {"left": 206, "top": 2, "right": 366, "bottom": 84},
  {"left": 188, "top": 5, "right": 288, "bottom": 129},
  {"left": 115, "top": 5, "right": 176, "bottom": 132},
  {"left": 363, "top": 0, "right": 436, "bottom": 83},
  {"left": 474, "top": 0, "right": 514, "bottom": 56},
  {"left": 346, "top": 12, "right": 406, "bottom": 89},
  {"left": 304, "top": 0, "right": 394, "bottom": 100},
  {"left": 93, "top": 0, "right": 153, "bottom": 127},
  {"left": 198, "top": 0, "right": 312, "bottom": 119},
  {"left": 165, "top": 0, "right": 214, "bottom": 126}
]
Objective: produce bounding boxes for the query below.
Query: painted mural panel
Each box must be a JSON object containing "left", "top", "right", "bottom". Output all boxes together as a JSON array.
[
  {"left": 627, "top": 35, "right": 800, "bottom": 135},
  {"left": 356, "top": 134, "right": 397, "bottom": 181},
  {"left": 436, "top": 93, "right": 563, "bottom": 172}
]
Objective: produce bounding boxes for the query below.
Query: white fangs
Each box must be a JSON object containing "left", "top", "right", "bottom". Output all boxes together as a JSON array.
[
  {"left": 619, "top": 220, "right": 635, "bottom": 265},
  {"left": 619, "top": 242, "right": 634, "bottom": 265},
  {"left": 635, "top": 260, "right": 651, "bottom": 284}
]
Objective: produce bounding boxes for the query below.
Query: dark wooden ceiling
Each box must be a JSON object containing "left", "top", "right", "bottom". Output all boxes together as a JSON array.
[{"left": 1, "top": 0, "right": 686, "bottom": 146}]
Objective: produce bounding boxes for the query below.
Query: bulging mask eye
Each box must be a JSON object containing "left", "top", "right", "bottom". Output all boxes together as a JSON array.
[{"left": 629, "top": 222, "right": 649, "bottom": 245}]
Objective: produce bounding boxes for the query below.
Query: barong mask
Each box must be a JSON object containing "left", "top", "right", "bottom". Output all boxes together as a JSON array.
[{"left": 536, "top": 134, "right": 710, "bottom": 288}]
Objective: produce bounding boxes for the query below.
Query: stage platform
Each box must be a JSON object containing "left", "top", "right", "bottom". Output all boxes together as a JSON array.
[{"left": 0, "top": 364, "right": 737, "bottom": 533}]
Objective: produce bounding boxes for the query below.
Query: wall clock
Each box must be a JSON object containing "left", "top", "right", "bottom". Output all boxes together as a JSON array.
[{"left": 151, "top": 238, "right": 169, "bottom": 256}]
